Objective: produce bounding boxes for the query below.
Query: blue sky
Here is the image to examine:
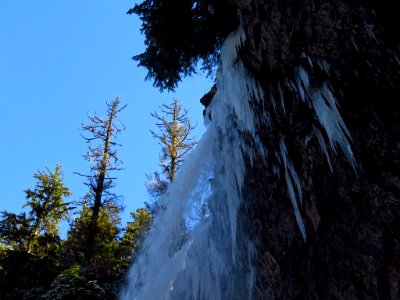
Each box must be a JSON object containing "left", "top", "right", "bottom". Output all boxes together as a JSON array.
[{"left": 0, "top": 1, "right": 212, "bottom": 232}]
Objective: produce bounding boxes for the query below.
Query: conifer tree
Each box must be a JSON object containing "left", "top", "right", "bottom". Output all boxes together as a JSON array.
[
  {"left": 145, "top": 99, "right": 196, "bottom": 215},
  {"left": 0, "top": 164, "right": 71, "bottom": 255},
  {"left": 65, "top": 202, "right": 121, "bottom": 279},
  {"left": 0, "top": 212, "right": 32, "bottom": 253},
  {"left": 24, "top": 165, "right": 71, "bottom": 247},
  {"left": 150, "top": 98, "right": 196, "bottom": 182},
  {"left": 128, "top": 0, "right": 238, "bottom": 90},
  {"left": 119, "top": 208, "right": 151, "bottom": 270},
  {"left": 0, "top": 165, "right": 71, "bottom": 298},
  {"left": 75, "top": 96, "right": 126, "bottom": 262}
]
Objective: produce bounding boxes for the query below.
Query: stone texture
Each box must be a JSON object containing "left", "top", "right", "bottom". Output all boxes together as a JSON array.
[{"left": 212, "top": 0, "right": 400, "bottom": 298}]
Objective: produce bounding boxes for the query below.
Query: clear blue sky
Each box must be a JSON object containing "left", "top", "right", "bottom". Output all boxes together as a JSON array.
[{"left": 0, "top": 1, "right": 212, "bottom": 232}]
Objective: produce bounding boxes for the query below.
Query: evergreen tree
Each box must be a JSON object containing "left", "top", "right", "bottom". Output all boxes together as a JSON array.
[
  {"left": 128, "top": 0, "right": 239, "bottom": 90},
  {"left": 0, "top": 164, "right": 71, "bottom": 255},
  {"left": 119, "top": 208, "right": 151, "bottom": 270},
  {"left": 0, "top": 212, "right": 31, "bottom": 252},
  {"left": 65, "top": 202, "right": 121, "bottom": 280},
  {"left": 61, "top": 95, "right": 127, "bottom": 297},
  {"left": 0, "top": 165, "right": 71, "bottom": 298},
  {"left": 23, "top": 164, "right": 72, "bottom": 254},
  {"left": 76, "top": 96, "right": 126, "bottom": 262}
]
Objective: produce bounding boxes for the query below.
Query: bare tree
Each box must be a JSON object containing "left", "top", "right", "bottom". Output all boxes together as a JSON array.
[
  {"left": 76, "top": 96, "right": 126, "bottom": 261},
  {"left": 150, "top": 98, "right": 196, "bottom": 182}
]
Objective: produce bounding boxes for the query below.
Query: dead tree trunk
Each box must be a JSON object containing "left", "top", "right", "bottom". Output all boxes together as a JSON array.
[{"left": 79, "top": 96, "right": 126, "bottom": 262}]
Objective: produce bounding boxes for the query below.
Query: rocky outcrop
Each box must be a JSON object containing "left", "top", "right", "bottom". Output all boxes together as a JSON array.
[{"left": 212, "top": 1, "right": 400, "bottom": 298}]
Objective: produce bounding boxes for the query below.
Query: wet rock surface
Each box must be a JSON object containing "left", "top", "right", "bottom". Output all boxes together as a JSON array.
[{"left": 226, "top": 0, "right": 400, "bottom": 298}]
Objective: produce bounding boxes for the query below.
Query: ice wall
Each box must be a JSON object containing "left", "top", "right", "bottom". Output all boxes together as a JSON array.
[{"left": 120, "top": 25, "right": 260, "bottom": 300}]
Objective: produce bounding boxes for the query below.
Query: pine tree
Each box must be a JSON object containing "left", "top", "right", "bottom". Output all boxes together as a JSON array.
[
  {"left": 65, "top": 202, "right": 121, "bottom": 279},
  {"left": 128, "top": 0, "right": 239, "bottom": 90},
  {"left": 75, "top": 96, "right": 126, "bottom": 263},
  {"left": 119, "top": 208, "right": 151, "bottom": 271},
  {"left": 24, "top": 164, "right": 71, "bottom": 251},
  {"left": 0, "top": 165, "right": 71, "bottom": 298},
  {"left": 0, "top": 164, "right": 71, "bottom": 255},
  {"left": 0, "top": 212, "right": 32, "bottom": 252}
]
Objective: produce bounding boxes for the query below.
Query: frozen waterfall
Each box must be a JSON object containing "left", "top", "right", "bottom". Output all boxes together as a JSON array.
[
  {"left": 120, "top": 25, "right": 260, "bottom": 300},
  {"left": 120, "top": 22, "right": 356, "bottom": 299}
]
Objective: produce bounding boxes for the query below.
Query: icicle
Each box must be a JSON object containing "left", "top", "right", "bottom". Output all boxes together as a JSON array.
[
  {"left": 279, "top": 136, "right": 307, "bottom": 241},
  {"left": 310, "top": 83, "right": 356, "bottom": 170},
  {"left": 313, "top": 126, "right": 333, "bottom": 172},
  {"left": 364, "top": 22, "right": 379, "bottom": 44},
  {"left": 293, "top": 66, "right": 356, "bottom": 172},
  {"left": 296, "top": 67, "right": 310, "bottom": 102},
  {"left": 121, "top": 25, "right": 261, "bottom": 300},
  {"left": 278, "top": 82, "right": 286, "bottom": 112},
  {"left": 316, "top": 59, "right": 330, "bottom": 74},
  {"left": 121, "top": 27, "right": 359, "bottom": 300}
]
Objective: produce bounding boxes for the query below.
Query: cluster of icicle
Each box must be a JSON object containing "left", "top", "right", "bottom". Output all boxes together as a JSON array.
[
  {"left": 275, "top": 59, "right": 356, "bottom": 240},
  {"left": 120, "top": 25, "right": 261, "bottom": 300},
  {"left": 120, "top": 23, "right": 356, "bottom": 299}
]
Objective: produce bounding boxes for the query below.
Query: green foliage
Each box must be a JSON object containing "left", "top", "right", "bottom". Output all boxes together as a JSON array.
[
  {"left": 0, "top": 165, "right": 71, "bottom": 257},
  {"left": 0, "top": 212, "right": 64, "bottom": 257},
  {"left": 0, "top": 98, "right": 156, "bottom": 298},
  {"left": 0, "top": 250, "right": 61, "bottom": 298},
  {"left": 0, "top": 211, "right": 32, "bottom": 252},
  {"left": 119, "top": 208, "right": 151, "bottom": 269},
  {"left": 0, "top": 101, "right": 155, "bottom": 297},
  {"left": 129, "top": 0, "right": 239, "bottom": 90},
  {"left": 0, "top": 165, "right": 71, "bottom": 297},
  {"left": 24, "top": 164, "right": 72, "bottom": 240},
  {"left": 43, "top": 264, "right": 118, "bottom": 300},
  {"left": 60, "top": 205, "right": 151, "bottom": 298},
  {"left": 64, "top": 206, "right": 91, "bottom": 265},
  {"left": 65, "top": 203, "right": 121, "bottom": 278},
  {"left": 25, "top": 165, "right": 71, "bottom": 257}
]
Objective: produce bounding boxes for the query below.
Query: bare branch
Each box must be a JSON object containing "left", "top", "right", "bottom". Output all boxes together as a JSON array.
[{"left": 150, "top": 99, "right": 197, "bottom": 182}]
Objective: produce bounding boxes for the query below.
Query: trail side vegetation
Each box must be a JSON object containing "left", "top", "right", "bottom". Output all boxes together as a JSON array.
[{"left": 0, "top": 96, "right": 194, "bottom": 299}]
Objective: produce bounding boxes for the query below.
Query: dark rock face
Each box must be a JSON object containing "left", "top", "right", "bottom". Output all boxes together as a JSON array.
[{"left": 227, "top": 1, "right": 400, "bottom": 299}]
